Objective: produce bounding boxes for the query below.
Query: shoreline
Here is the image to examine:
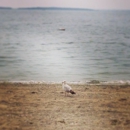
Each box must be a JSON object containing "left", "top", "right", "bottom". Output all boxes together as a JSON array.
[
  {"left": 0, "top": 83, "right": 130, "bottom": 130},
  {"left": 1, "top": 79, "right": 130, "bottom": 85}
]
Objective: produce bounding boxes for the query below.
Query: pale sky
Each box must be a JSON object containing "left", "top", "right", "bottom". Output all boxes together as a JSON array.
[{"left": 0, "top": 0, "right": 130, "bottom": 10}]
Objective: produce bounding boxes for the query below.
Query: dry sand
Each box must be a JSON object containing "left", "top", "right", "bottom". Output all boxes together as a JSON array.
[{"left": 0, "top": 82, "right": 130, "bottom": 130}]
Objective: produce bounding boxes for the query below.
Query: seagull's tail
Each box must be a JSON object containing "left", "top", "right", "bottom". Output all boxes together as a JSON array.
[{"left": 70, "top": 90, "right": 76, "bottom": 94}]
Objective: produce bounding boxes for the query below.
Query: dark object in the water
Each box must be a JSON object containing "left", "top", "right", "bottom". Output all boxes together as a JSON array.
[
  {"left": 88, "top": 80, "right": 100, "bottom": 84},
  {"left": 58, "top": 28, "right": 65, "bottom": 31}
]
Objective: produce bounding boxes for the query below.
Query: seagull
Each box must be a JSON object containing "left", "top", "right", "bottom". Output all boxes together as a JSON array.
[{"left": 62, "top": 81, "right": 76, "bottom": 96}]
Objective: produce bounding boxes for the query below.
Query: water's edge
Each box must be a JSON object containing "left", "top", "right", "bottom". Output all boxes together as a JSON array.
[{"left": 0, "top": 80, "right": 130, "bottom": 85}]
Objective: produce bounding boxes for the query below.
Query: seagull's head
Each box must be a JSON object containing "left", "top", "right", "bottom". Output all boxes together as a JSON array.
[
  {"left": 64, "top": 81, "right": 66, "bottom": 84},
  {"left": 62, "top": 81, "right": 66, "bottom": 84}
]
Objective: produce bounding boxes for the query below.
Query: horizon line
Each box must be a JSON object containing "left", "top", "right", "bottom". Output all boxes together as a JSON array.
[{"left": 0, "top": 6, "right": 130, "bottom": 11}]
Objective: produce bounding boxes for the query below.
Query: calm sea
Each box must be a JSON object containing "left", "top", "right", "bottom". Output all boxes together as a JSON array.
[{"left": 0, "top": 9, "right": 130, "bottom": 82}]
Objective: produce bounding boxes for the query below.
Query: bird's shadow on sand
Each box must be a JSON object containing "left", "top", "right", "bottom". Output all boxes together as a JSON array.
[
  {"left": 60, "top": 92, "right": 76, "bottom": 98},
  {"left": 63, "top": 95, "right": 75, "bottom": 98}
]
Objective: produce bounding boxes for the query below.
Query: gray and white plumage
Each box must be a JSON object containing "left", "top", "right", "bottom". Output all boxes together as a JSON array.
[{"left": 62, "top": 81, "right": 76, "bottom": 96}]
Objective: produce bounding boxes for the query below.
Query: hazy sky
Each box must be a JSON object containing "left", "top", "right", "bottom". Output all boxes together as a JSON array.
[{"left": 0, "top": 0, "right": 130, "bottom": 10}]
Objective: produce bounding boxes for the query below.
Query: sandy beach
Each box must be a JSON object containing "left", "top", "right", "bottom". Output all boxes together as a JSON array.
[{"left": 0, "top": 82, "right": 130, "bottom": 130}]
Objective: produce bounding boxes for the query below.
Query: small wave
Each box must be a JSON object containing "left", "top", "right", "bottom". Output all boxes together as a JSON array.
[
  {"left": 98, "top": 71, "right": 130, "bottom": 76},
  {"left": 101, "top": 80, "right": 130, "bottom": 85},
  {"left": 122, "top": 63, "right": 130, "bottom": 67},
  {"left": 124, "top": 35, "right": 130, "bottom": 39},
  {"left": 105, "top": 42, "right": 117, "bottom": 45},
  {"left": 67, "top": 42, "right": 74, "bottom": 44},
  {"left": 0, "top": 56, "right": 15, "bottom": 59},
  {"left": 0, "top": 80, "right": 130, "bottom": 85},
  {"left": 120, "top": 42, "right": 128, "bottom": 47}
]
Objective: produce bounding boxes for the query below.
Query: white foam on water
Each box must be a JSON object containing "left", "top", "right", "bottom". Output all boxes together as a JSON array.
[
  {"left": 102, "top": 80, "right": 130, "bottom": 85},
  {"left": 0, "top": 80, "right": 130, "bottom": 85}
]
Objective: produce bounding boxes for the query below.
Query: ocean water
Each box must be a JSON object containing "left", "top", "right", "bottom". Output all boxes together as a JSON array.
[{"left": 0, "top": 9, "right": 130, "bottom": 82}]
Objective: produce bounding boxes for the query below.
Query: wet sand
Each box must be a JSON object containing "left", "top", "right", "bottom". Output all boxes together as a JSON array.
[{"left": 0, "top": 82, "right": 130, "bottom": 130}]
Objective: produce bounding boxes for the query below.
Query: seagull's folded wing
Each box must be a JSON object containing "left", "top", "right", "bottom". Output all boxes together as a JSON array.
[{"left": 64, "top": 84, "right": 71, "bottom": 91}]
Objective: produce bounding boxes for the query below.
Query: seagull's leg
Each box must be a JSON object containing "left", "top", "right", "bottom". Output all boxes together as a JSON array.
[
  {"left": 65, "top": 91, "right": 66, "bottom": 96},
  {"left": 66, "top": 92, "right": 68, "bottom": 97},
  {"left": 65, "top": 92, "right": 68, "bottom": 97}
]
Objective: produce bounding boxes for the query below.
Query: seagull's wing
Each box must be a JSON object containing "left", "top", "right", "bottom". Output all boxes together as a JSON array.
[{"left": 64, "top": 84, "right": 72, "bottom": 91}]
